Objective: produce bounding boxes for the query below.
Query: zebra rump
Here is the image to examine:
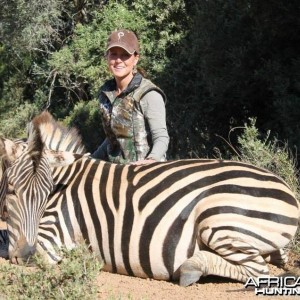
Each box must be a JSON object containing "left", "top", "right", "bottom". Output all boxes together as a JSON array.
[{"left": 0, "top": 111, "right": 299, "bottom": 287}]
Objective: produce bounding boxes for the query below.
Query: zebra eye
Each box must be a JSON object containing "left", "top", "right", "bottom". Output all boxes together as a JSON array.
[
  {"left": 2, "top": 210, "right": 9, "bottom": 221},
  {"left": 7, "top": 183, "right": 15, "bottom": 194}
]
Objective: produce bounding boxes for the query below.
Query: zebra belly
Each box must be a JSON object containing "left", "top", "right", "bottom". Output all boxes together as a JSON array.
[
  {"left": 96, "top": 220, "right": 195, "bottom": 280},
  {"left": 98, "top": 240, "right": 192, "bottom": 280}
]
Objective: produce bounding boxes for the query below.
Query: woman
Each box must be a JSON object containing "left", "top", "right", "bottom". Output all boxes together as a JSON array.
[{"left": 92, "top": 29, "right": 169, "bottom": 165}]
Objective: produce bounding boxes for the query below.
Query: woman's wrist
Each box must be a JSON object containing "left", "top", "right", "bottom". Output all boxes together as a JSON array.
[{"left": 146, "top": 157, "right": 156, "bottom": 161}]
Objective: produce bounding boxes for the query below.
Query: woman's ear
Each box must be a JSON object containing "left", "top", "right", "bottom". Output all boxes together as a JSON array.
[{"left": 134, "top": 54, "right": 140, "bottom": 65}]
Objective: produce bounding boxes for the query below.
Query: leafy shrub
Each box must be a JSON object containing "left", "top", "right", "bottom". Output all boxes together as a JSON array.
[
  {"left": 0, "top": 103, "right": 40, "bottom": 138},
  {"left": 61, "top": 99, "right": 104, "bottom": 153},
  {"left": 0, "top": 243, "right": 102, "bottom": 300},
  {"left": 229, "top": 118, "right": 299, "bottom": 198}
]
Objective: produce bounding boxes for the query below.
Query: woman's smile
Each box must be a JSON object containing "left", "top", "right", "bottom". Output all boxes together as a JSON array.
[{"left": 107, "top": 47, "right": 139, "bottom": 82}]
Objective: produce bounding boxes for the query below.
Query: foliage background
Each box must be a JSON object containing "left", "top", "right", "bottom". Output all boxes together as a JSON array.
[{"left": 0, "top": 0, "right": 299, "bottom": 162}]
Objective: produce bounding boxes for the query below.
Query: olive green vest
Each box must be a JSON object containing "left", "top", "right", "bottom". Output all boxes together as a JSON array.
[{"left": 99, "top": 73, "right": 166, "bottom": 164}]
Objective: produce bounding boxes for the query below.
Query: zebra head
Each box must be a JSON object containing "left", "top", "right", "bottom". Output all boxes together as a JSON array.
[
  {"left": 0, "top": 138, "right": 27, "bottom": 221},
  {"left": 0, "top": 119, "right": 76, "bottom": 264}
]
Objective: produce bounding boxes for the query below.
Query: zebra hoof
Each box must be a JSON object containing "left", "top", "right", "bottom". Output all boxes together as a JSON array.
[
  {"left": 179, "top": 270, "right": 202, "bottom": 287},
  {"left": 179, "top": 255, "right": 205, "bottom": 286}
]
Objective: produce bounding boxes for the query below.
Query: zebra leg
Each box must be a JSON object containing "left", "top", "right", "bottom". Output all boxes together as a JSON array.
[
  {"left": 179, "top": 241, "right": 269, "bottom": 286},
  {"left": 263, "top": 249, "right": 288, "bottom": 267}
]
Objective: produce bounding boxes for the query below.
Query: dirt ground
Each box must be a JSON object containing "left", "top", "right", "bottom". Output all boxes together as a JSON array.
[
  {"left": 95, "top": 252, "right": 300, "bottom": 300},
  {"left": 0, "top": 251, "right": 299, "bottom": 299}
]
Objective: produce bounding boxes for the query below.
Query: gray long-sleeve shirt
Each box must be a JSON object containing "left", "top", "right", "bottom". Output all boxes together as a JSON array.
[{"left": 140, "top": 90, "right": 169, "bottom": 161}]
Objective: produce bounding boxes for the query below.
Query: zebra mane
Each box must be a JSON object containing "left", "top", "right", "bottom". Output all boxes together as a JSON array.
[
  {"left": 30, "top": 111, "right": 86, "bottom": 154},
  {"left": 27, "top": 120, "right": 45, "bottom": 171}
]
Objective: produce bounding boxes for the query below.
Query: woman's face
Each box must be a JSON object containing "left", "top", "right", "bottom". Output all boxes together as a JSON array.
[{"left": 107, "top": 47, "right": 139, "bottom": 80}]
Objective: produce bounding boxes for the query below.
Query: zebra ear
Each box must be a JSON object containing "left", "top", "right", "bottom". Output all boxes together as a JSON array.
[
  {"left": 44, "top": 149, "right": 76, "bottom": 167},
  {"left": 0, "top": 137, "right": 24, "bottom": 164}
]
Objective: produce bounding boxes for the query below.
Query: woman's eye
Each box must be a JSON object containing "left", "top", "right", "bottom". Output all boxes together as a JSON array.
[
  {"left": 121, "top": 54, "right": 130, "bottom": 60},
  {"left": 109, "top": 52, "right": 131, "bottom": 60}
]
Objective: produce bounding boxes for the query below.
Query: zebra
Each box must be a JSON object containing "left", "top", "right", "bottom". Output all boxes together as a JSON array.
[{"left": 0, "top": 112, "right": 299, "bottom": 286}]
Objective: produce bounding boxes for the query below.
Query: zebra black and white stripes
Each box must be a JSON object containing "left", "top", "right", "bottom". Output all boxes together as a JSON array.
[{"left": 0, "top": 112, "right": 299, "bottom": 286}]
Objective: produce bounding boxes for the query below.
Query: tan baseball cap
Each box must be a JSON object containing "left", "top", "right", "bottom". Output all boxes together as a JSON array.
[{"left": 106, "top": 29, "right": 139, "bottom": 54}]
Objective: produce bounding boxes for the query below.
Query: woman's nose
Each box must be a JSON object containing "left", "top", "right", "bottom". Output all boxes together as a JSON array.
[{"left": 115, "top": 56, "right": 122, "bottom": 63}]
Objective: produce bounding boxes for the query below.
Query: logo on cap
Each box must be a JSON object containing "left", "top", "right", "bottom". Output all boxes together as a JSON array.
[{"left": 118, "top": 31, "right": 125, "bottom": 41}]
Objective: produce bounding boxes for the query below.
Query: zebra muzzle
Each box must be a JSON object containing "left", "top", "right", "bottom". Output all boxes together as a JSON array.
[{"left": 10, "top": 234, "right": 37, "bottom": 265}]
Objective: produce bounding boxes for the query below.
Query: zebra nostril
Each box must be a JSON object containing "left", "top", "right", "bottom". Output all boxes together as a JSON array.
[
  {"left": 10, "top": 248, "right": 36, "bottom": 265},
  {"left": 9, "top": 234, "right": 37, "bottom": 264},
  {"left": 10, "top": 256, "right": 18, "bottom": 265},
  {"left": 22, "top": 244, "right": 36, "bottom": 259}
]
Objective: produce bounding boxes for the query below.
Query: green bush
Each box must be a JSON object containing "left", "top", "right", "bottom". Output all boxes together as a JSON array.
[
  {"left": 61, "top": 99, "right": 104, "bottom": 153},
  {"left": 0, "top": 243, "right": 102, "bottom": 300},
  {"left": 233, "top": 118, "right": 299, "bottom": 198},
  {"left": 0, "top": 103, "right": 40, "bottom": 139}
]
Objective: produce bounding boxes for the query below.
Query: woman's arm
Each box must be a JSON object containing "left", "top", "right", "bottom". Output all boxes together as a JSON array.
[
  {"left": 139, "top": 90, "right": 169, "bottom": 161},
  {"left": 91, "top": 138, "right": 109, "bottom": 160}
]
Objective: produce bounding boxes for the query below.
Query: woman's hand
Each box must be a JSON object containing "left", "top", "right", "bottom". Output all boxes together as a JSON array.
[{"left": 130, "top": 158, "right": 156, "bottom": 165}]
